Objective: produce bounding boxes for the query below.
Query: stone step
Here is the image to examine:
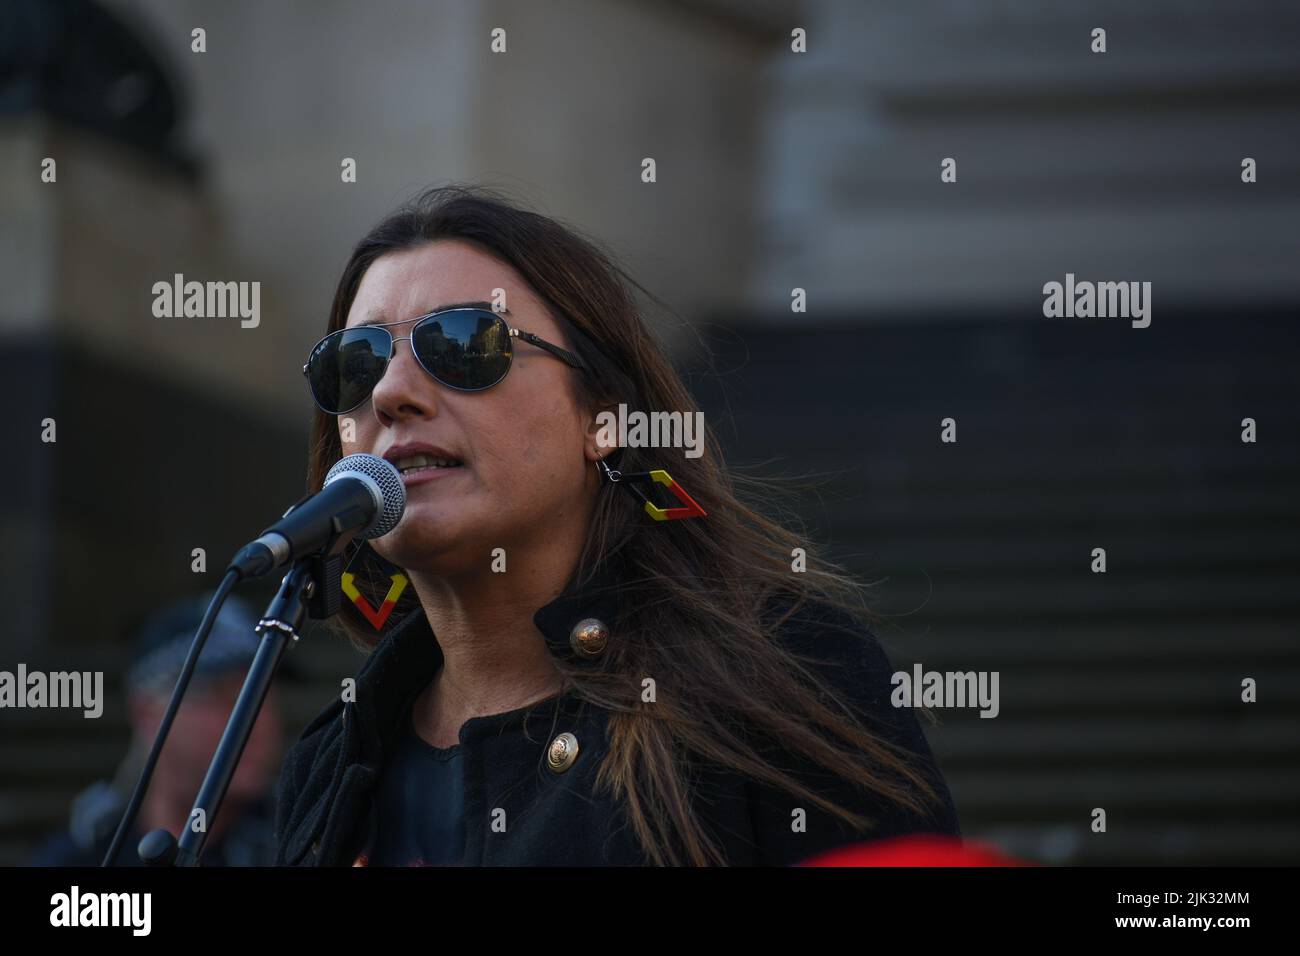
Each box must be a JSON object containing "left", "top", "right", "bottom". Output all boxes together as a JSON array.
[
  {"left": 946, "top": 768, "right": 1300, "bottom": 820},
  {"left": 927, "top": 717, "right": 1298, "bottom": 764},
  {"left": 859, "top": 572, "right": 1299, "bottom": 619},
  {"left": 889, "top": 621, "right": 1298, "bottom": 665},
  {"left": 876, "top": 666, "right": 1300, "bottom": 714},
  {"left": 972, "top": 822, "right": 1300, "bottom": 865}
]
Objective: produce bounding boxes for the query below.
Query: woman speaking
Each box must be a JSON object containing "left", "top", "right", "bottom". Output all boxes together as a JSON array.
[{"left": 273, "top": 184, "right": 960, "bottom": 866}]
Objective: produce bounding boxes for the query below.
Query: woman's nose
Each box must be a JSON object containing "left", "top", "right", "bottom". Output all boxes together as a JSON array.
[{"left": 370, "top": 337, "right": 437, "bottom": 424}]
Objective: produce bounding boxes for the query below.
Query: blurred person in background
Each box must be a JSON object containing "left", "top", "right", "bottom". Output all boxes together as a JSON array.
[{"left": 30, "top": 593, "right": 284, "bottom": 866}]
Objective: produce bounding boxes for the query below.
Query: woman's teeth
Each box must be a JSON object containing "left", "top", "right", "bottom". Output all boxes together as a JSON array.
[{"left": 394, "top": 454, "right": 462, "bottom": 474}]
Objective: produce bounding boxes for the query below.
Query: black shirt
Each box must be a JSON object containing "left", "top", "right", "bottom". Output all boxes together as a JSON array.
[{"left": 366, "top": 711, "right": 466, "bottom": 866}]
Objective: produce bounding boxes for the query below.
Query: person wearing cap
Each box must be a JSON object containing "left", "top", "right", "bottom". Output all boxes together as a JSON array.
[{"left": 29, "top": 592, "right": 284, "bottom": 867}]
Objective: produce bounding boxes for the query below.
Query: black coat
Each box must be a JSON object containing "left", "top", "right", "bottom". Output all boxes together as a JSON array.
[{"left": 273, "top": 569, "right": 961, "bottom": 866}]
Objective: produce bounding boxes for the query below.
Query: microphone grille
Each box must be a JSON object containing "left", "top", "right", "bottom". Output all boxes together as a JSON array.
[{"left": 324, "top": 454, "right": 406, "bottom": 538}]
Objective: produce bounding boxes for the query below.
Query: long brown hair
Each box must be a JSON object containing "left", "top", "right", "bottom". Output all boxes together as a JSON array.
[{"left": 306, "top": 183, "right": 946, "bottom": 865}]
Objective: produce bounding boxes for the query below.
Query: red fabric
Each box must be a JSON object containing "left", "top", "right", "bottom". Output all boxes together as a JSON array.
[{"left": 797, "top": 835, "right": 1030, "bottom": 867}]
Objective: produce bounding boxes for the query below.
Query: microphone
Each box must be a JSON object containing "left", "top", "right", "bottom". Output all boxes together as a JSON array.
[{"left": 227, "top": 453, "right": 406, "bottom": 580}]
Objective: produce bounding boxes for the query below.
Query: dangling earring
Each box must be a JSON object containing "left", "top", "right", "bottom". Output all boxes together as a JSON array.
[
  {"left": 595, "top": 454, "right": 620, "bottom": 484},
  {"left": 340, "top": 541, "right": 412, "bottom": 636},
  {"left": 594, "top": 451, "right": 706, "bottom": 521}
]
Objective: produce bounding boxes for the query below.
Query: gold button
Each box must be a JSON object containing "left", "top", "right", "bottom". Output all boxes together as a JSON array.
[
  {"left": 569, "top": 618, "right": 609, "bottom": 659},
  {"left": 547, "top": 732, "right": 580, "bottom": 773}
]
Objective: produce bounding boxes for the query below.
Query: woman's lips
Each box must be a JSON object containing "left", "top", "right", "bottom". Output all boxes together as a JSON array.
[{"left": 399, "top": 464, "right": 464, "bottom": 487}]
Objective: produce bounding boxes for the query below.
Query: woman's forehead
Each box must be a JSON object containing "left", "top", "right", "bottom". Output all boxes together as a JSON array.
[
  {"left": 348, "top": 300, "right": 510, "bottom": 330},
  {"left": 346, "top": 242, "right": 543, "bottom": 330}
]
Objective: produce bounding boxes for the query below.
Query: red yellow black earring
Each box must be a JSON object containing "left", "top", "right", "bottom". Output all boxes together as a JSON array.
[
  {"left": 339, "top": 542, "right": 411, "bottom": 633},
  {"left": 341, "top": 569, "right": 409, "bottom": 630},
  {"left": 597, "top": 455, "right": 707, "bottom": 521}
]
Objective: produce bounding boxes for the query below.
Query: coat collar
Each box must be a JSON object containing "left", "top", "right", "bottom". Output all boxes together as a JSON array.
[{"left": 348, "top": 559, "right": 625, "bottom": 763}]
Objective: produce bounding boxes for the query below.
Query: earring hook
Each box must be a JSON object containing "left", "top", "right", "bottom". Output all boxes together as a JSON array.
[{"left": 596, "top": 454, "right": 621, "bottom": 482}]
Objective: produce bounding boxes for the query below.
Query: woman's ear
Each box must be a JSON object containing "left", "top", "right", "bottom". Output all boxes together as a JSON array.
[{"left": 584, "top": 402, "right": 621, "bottom": 462}]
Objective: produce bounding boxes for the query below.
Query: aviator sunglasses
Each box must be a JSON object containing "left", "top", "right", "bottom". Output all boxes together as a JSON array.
[{"left": 303, "top": 306, "right": 587, "bottom": 415}]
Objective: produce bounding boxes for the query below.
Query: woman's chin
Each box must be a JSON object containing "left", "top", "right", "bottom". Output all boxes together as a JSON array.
[
  {"left": 385, "top": 500, "right": 465, "bottom": 543},
  {"left": 372, "top": 523, "right": 487, "bottom": 574}
]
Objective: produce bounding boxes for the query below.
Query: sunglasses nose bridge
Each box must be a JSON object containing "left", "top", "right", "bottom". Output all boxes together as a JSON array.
[
  {"left": 375, "top": 332, "right": 427, "bottom": 387},
  {"left": 366, "top": 333, "right": 443, "bottom": 420},
  {"left": 387, "top": 333, "right": 433, "bottom": 380}
]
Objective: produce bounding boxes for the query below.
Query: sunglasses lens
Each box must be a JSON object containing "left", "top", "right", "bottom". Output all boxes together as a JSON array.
[
  {"left": 308, "top": 327, "right": 391, "bottom": 413},
  {"left": 412, "top": 310, "right": 512, "bottom": 389}
]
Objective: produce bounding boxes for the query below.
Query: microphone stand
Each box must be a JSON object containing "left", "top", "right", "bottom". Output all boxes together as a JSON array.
[{"left": 136, "top": 550, "right": 343, "bottom": 867}]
